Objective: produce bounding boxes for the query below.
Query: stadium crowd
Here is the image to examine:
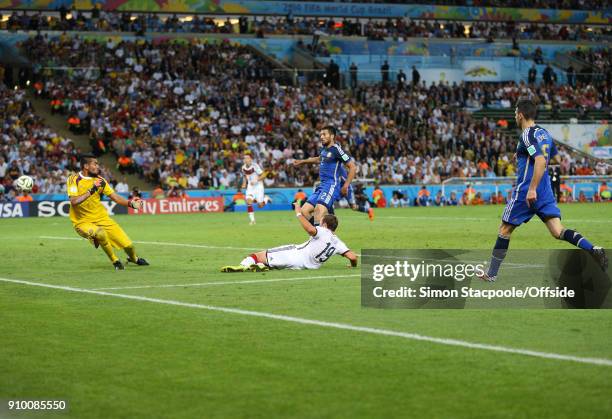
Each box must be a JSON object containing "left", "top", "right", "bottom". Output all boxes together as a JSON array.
[
  {"left": 0, "top": 85, "right": 119, "bottom": 201},
  {"left": 2, "top": 10, "right": 610, "bottom": 42},
  {"left": 278, "top": 0, "right": 606, "bottom": 9},
  {"left": 570, "top": 48, "right": 612, "bottom": 73},
  {"left": 15, "top": 35, "right": 608, "bottom": 197}
]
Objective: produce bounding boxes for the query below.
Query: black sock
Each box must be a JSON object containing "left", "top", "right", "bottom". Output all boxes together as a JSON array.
[{"left": 487, "top": 235, "right": 510, "bottom": 277}]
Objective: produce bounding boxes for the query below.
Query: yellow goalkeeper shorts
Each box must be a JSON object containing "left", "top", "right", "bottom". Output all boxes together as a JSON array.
[{"left": 74, "top": 218, "right": 132, "bottom": 250}]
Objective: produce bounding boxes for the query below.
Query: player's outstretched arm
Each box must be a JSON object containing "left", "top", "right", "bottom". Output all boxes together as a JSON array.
[
  {"left": 109, "top": 192, "right": 143, "bottom": 209},
  {"left": 293, "top": 202, "right": 317, "bottom": 236},
  {"left": 343, "top": 250, "right": 358, "bottom": 268},
  {"left": 293, "top": 157, "right": 320, "bottom": 167}
]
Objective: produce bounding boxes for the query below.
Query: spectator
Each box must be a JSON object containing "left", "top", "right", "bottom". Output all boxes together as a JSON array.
[
  {"left": 349, "top": 62, "right": 358, "bottom": 89},
  {"left": 152, "top": 185, "right": 165, "bottom": 199},
  {"left": 397, "top": 69, "right": 407, "bottom": 89},
  {"left": 293, "top": 189, "right": 307, "bottom": 205},
  {"left": 434, "top": 190, "right": 446, "bottom": 206},
  {"left": 15, "top": 190, "right": 33, "bottom": 202},
  {"left": 566, "top": 65, "right": 575, "bottom": 88},
  {"left": 115, "top": 178, "right": 129, "bottom": 193},
  {"left": 412, "top": 65, "right": 420, "bottom": 86},
  {"left": 372, "top": 184, "right": 386, "bottom": 207},
  {"left": 528, "top": 64, "right": 537, "bottom": 84},
  {"left": 542, "top": 64, "right": 556, "bottom": 86},
  {"left": 381, "top": 61, "right": 390, "bottom": 85},
  {"left": 129, "top": 186, "right": 142, "bottom": 200},
  {"left": 417, "top": 186, "right": 430, "bottom": 206}
]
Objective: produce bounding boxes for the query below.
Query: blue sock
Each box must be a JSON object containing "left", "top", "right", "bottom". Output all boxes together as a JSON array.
[
  {"left": 562, "top": 229, "right": 594, "bottom": 251},
  {"left": 487, "top": 235, "right": 510, "bottom": 278}
]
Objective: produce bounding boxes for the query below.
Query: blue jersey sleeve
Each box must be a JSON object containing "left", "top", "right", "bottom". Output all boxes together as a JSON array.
[
  {"left": 524, "top": 128, "right": 543, "bottom": 158},
  {"left": 549, "top": 140, "right": 558, "bottom": 159},
  {"left": 331, "top": 144, "right": 352, "bottom": 163}
]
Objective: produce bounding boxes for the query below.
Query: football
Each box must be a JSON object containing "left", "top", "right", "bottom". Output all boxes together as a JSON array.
[{"left": 16, "top": 175, "right": 34, "bottom": 192}]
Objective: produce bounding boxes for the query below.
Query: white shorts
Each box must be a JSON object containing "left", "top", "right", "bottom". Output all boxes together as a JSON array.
[
  {"left": 246, "top": 183, "right": 265, "bottom": 203},
  {"left": 266, "top": 245, "right": 305, "bottom": 270}
]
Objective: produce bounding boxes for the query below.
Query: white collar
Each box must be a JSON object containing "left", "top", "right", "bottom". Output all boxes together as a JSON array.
[{"left": 79, "top": 172, "right": 92, "bottom": 179}]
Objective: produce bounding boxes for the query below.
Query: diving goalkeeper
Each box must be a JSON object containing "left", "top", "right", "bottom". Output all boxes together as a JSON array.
[{"left": 67, "top": 155, "right": 149, "bottom": 270}]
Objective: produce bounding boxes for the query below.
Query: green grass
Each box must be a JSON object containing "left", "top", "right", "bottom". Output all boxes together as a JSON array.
[{"left": 0, "top": 204, "right": 611, "bottom": 418}]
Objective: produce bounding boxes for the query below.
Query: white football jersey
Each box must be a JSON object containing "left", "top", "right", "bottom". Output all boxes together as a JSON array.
[
  {"left": 242, "top": 163, "right": 263, "bottom": 187},
  {"left": 295, "top": 226, "right": 350, "bottom": 269}
]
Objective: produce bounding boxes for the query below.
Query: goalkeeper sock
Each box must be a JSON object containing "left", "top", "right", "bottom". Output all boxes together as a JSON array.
[
  {"left": 124, "top": 245, "right": 138, "bottom": 261},
  {"left": 95, "top": 228, "right": 118, "bottom": 263},
  {"left": 561, "top": 229, "right": 594, "bottom": 251},
  {"left": 487, "top": 234, "right": 510, "bottom": 278}
]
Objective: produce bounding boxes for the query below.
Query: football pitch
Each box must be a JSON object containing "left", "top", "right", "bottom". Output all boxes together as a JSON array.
[{"left": 1, "top": 204, "right": 611, "bottom": 418}]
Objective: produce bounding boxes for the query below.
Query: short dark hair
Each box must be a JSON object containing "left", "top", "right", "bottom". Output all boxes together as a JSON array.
[
  {"left": 80, "top": 154, "right": 97, "bottom": 168},
  {"left": 322, "top": 214, "right": 338, "bottom": 231},
  {"left": 321, "top": 125, "right": 337, "bottom": 137},
  {"left": 516, "top": 99, "right": 537, "bottom": 120}
]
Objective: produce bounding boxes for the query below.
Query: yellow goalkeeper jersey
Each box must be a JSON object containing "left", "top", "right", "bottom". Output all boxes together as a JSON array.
[{"left": 66, "top": 172, "right": 115, "bottom": 224}]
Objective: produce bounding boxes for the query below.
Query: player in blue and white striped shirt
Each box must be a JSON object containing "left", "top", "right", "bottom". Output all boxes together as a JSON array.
[{"left": 293, "top": 125, "right": 356, "bottom": 225}]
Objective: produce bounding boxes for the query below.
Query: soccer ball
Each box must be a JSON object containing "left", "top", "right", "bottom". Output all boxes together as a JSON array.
[{"left": 16, "top": 175, "right": 34, "bottom": 192}]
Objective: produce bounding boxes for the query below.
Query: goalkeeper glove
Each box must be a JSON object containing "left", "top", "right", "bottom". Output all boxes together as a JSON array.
[
  {"left": 97, "top": 177, "right": 106, "bottom": 191},
  {"left": 89, "top": 177, "right": 106, "bottom": 195},
  {"left": 128, "top": 198, "right": 143, "bottom": 209}
]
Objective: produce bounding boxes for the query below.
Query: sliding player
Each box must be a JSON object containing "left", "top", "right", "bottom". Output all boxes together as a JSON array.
[
  {"left": 67, "top": 155, "right": 149, "bottom": 270},
  {"left": 241, "top": 154, "right": 269, "bottom": 225},
  {"left": 478, "top": 99, "right": 607, "bottom": 281},
  {"left": 220, "top": 202, "right": 358, "bottom": 272},
  {"left": 293, "top": 125, "right": 356, "bottom": 225}
]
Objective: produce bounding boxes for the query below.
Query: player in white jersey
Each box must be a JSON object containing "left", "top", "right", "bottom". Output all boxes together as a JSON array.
[
  {"left": 241, "top": 154, "right": 269, "bottom": 225},
  {"left": 220, "top": 202, "right": 358, "bottom": 272}
]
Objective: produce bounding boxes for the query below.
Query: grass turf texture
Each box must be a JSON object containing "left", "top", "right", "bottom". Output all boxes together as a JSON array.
[{"left": 1, "top": 204, "right": 611, "bottom": 418}]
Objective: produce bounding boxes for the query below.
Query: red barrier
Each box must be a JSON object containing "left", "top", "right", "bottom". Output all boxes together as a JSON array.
[{"left": 128, "top": 197, "right": 224, "bottom": 215}]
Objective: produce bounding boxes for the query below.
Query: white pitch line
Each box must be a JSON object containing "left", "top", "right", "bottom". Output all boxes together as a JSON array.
[
  {"left": 39, "top": 235, "right": 257, "bottom": 251},
  {"left": 91, "top": 274, "right": 360, "bottom": 291},
  {"left": 39, "top": 235, "right": 363, "bottom": 257},
  {"left": 1, "top": 277, "right": 611, "bottom": 367}
]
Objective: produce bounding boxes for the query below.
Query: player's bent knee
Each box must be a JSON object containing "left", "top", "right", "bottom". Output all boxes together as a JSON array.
[
  {"left": 498, "top": 223, "right": 514, "bottom": 237},
  {"left": 94, "top": 228, "right": 107, "bottom": 241},
  {"left": 555, "top": 227, "right": 566, "bottom": 240}
]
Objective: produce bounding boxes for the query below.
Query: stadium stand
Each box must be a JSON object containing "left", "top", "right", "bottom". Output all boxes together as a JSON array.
[
  {"left": 268, "top": 0, "right": 608, "bottom": 8},
  {"left": 2, "top": 12, "right": 610, "bottom": 42},
  {"left": 0, "top": 85, "right": 116, "bottom": 199},
  {"left": 13, "top": 34, "right": 608, "bottom": 193}
]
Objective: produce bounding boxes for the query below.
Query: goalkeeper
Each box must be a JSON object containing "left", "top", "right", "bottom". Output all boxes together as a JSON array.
[{"left": 66, "top": 155, "right": 149, "bottom": 270}]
